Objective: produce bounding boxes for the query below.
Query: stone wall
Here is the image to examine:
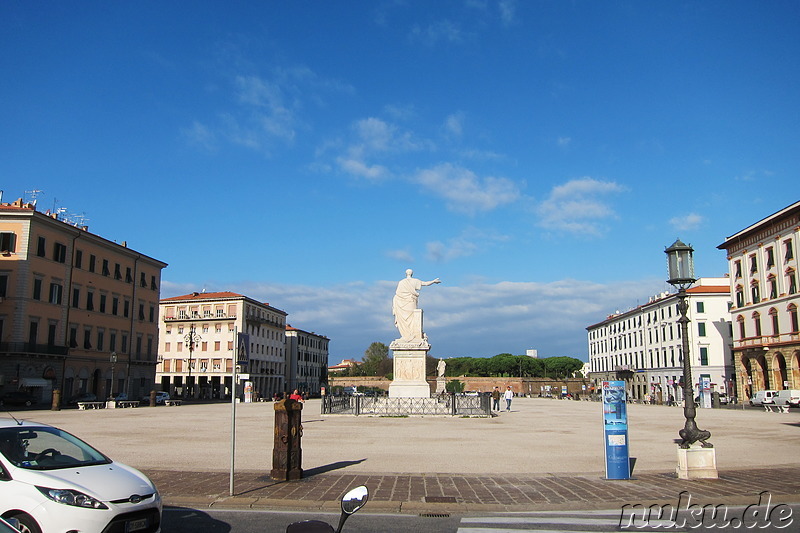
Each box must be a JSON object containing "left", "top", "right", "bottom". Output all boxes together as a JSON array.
[{"left": 328, "top": 376, "right": 592, "bottom": 396}]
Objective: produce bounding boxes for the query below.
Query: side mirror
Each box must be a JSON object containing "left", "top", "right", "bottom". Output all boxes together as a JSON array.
[{"left": 341, "top": 485, "right": 368, "bottom": 515}]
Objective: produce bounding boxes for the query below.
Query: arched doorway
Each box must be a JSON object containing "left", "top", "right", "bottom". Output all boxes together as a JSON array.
[
  {"left": 756, "top": 353, "right": 770, "bottom": 390},
  {"left": 741, "top": 356, "right": 753, "bottom": 399},
  {"left": 772, "top": 352, "right": 787, "bottom": 390}
]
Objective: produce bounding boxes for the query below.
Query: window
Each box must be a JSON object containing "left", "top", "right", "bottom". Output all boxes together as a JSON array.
[
  {"left": 97, "top": 330, "right": 104, "bottom": 351},
  {"left": 790, "top": 305, "right": 799, "bottom": 333},
  {"left": 140, "top": 272, "right": 147, "bottom": 288},
  {"left": 114, "top": 263, "right": 122, "bottom": 280},
  {"left": 110, "top": 332, "right": 117, "bottom": 351},
  {"left": 28, "top": 321, "right": 38, "bottom": 346},
  {"left": 37, "top": 236, "right": 46, "bottom": 257},
  {"left": 125, "top": 267, "right": 133, "bottom": 283},
  {"left": 86, "top": 291, "right": 94, "bottom": 311},
  {"left": 112, "top": 297, "right": 119, "bottom": 315},
  {"left": 102, "top": 259, "right": 110, "bottom": 276},
  {"left": 83, "top": 329, "right": 92, "bottom": 349},
  {"left": 69, "top": 326, "right": 78, "bottom": 348},
  {"left": 751, "top": 282, "right": 760, "bottom": 303},
  {"left": 74, "top": 249, "right": 83, "bottom": 269},
  {"left": 138, "top": 303, "right": 145, "bottom": 321},
  {"left": 749, "top": 254, "right": 758, "bottom": 274},
  {"left": 149, "top": 305, "right": 155, "bottom": 322},
  {"left": 786, "top": 239, "right": 795, "bottom": 261},
  {"left": 770, "top": 309, "right": 779, "bottom": 336},
  {"left": 769, "top": 277, "right": 778, "bottom": 299},
  {"left": 735, "top": 287, "right": 744, "bottom": 308},
  {"left": 788, "top": 270, "right": 797, "bottom": 295},
  {"left": 753, "top": 313, "right": 762, "bottom": 337},
  {"left": 32, "top": 278, "right": 42, "bottom": 300},
  {"left": 123, "top": 299, "right": 130, "bottom": 318},
  {"left": 99, "top": 294, "right": 107, "bottom": 313},
  {"left": 696, "top": 301, "right": 705, "bottom": 313},
  {"left": 766, "top": 247, "right": 775, "bottom": 269},
  {"left": 0, "top": 232, "right": 16, "bottom": 253},
  {"left": 734, "top": 260, "right": 742, "bottom": 278},
  {"left": 88, "top": 254, "right": 96, "bottom": 273},
  {"left": 121, "top": 333, "right": 128, "bottom": 353},
  {"left": 49, "top": 282, "right": 63, "bottom": 304},
  {"left": 150, "top": 275, "right": 158, "bottom": 290},
  {"left": 72, "top": 287, "right": 80, "bottom": 308},
  {"left": 737, "top": 316, "right": 746, "bottom": 340}
]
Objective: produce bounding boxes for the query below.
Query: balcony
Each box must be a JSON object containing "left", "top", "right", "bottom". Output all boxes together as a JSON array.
[
  {"left": 0, "top": 342, "right": 69, "bottom": 356},
  {"left": 165, "top": 314, "right": 236, "bottom": 322},
  {"left": 734, "top": 332, "right": 800, "bottom": 350}
]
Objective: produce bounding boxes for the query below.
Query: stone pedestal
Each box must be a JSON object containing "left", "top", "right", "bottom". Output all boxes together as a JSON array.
[
  {"left": 271, "top": 399, "right": 303, "bottom": 481},
  {"left": 436, "top": 377, "right": 446, "bottom": 395},
  {"left": 389, "top": 341, "right": 432, "bottom": 398},
  {"left": 676, "top": 445, "right": 718, "bottom": 480}
]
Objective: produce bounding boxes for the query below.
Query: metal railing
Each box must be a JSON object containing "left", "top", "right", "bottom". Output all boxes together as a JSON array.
[{"left": 321, "top": 393, "right": 491, "bottom": 417}]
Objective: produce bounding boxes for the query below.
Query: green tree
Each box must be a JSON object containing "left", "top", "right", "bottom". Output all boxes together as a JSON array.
[
  {"left": 445, "top": 379, "right": 465, "bottom": 393},
  {"left": 543, "top": 356, "right": 584, "bottom": 378},
  {"left": 362, "top": 342, "right": 390, "bottom": 376}
]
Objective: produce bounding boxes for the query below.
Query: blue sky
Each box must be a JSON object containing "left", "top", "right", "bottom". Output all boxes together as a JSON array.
[{"left": 3, "top": 1, "right": 799, "bottom": 361}]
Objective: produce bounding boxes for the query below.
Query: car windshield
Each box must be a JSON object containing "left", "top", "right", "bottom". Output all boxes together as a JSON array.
[{"left": 0, "top": 426, "right": 111, "bottom": 470}]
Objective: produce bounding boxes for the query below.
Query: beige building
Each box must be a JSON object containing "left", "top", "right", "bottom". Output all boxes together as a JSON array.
[
  {"left": 285, "top": 325, "right": 329, "bottom": 396},
  {"left": 157, "top": 292, "right": 287, "bottom": 399},
  {"left": 717, "top": 200, "right": 800, "bottom": 400},
  {"left": 0, "top": 197, "right": 166, "bottom": 405}
]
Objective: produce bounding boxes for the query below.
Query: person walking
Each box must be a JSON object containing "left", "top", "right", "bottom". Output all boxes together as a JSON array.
[
  {"left": 504, "top": 386, "right": 514, "bottom": 411},
  {"left": 491, "top": 386, "right": 501, "bottom": 411}
]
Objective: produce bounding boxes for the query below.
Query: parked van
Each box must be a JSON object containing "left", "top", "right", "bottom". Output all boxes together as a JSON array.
[
  {"left": 750, "top": 390, "right": 778, "bottom": 406},
  {"left": 774, "top": 389, "right": 800, "bottom": 407}
]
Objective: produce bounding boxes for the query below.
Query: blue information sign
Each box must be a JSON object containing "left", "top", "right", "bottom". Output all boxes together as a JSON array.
[{"left": 602, "top": 380, "right": 630, "bottom": 480}]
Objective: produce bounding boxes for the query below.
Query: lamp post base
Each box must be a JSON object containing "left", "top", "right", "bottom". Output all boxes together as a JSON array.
[{"left": 676, "top": 445, "right": 718, "bottom": 480}]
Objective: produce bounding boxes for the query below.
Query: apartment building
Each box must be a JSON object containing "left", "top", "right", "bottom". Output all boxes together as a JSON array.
[
  {"left": 285, "top": 325, "right": 329, "bottom": 396},
  {"left": 157, "top": 292, "right": 287, "bottom": 400},
  {"left": 717, "top": 201, "right": 800, "bottom": 399},
  {"left": 0, "top": 197, "right": 166, "bottom": 404},
  {"left": 587, "top": 278, "right": 734, "bottom": 403}
]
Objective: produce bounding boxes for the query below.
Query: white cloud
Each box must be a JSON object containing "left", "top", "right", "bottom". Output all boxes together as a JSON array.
[
  {"left": 443, "top": 112, "right": 465, "bottom": 138},
  {"left": 426, "top": 227, "right": 509, "bottom": 263},
  {"left": 498, "top": 0, "right": 519, "bottom": 26},
  {"left": 385, "top": 249, "right": 414, "bottom": 263},
  {"left": 335, "top": 117, "right": 428, "bottom": 179},
  {"left": 414, "top": 163, "right": 521, "bottom": 214},
  {"left": 162, "top": 276, "right": 665, "bottom": 359},
  {"left": 409, "top": 20, "right": 464, "bottom": 45},
  {"left": 536, "top": 177, "right": 625, "bottom": 235},
  {"left": 669, "top": 213, "right": 704, "bottom": 231},
  {"left": 182, "top": 121, "right": 217, "bottom": 151},
  {"left": 557, "top": 136, "right": 572, "bottom": 147}
]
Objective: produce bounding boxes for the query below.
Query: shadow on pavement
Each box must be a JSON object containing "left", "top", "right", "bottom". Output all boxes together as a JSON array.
[
  {"left": 304, "top": 459, "right": 366, "bottom": 477},
  {"left": 163, "top": 507, "right": 232, "bottom": 532}
]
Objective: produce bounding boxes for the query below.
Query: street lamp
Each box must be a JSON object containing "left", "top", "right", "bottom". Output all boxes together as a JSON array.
[
  {"left": 109, "top": 352, "right": 117, "bottom": 400},
  {"left": 184, "top": 324, "right": 201, "bottom": 399},
  {"left": 665, "top": 239, "right": 712, "bottom": 449}
]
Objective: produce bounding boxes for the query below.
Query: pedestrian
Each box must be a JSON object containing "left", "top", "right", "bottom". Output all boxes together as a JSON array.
[
  {"left": 289, "top": 389, "right": 304, "bottom": 402},
  {"left": 504, "top": 386, "right": 514, "bottom": 411},
  {"left": 491, "top": 386, "right": 501, "bottom": 411}
]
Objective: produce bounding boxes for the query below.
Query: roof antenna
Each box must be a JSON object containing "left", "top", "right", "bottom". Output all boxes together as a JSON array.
[{"left": 5, "top": 409, "right": 22, "bottom": 425}]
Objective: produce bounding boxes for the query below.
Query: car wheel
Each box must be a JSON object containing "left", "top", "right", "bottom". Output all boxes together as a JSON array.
[
  {"left": 9, "top": 513, "right": 42, "bottom": 533},
  {"left": 24, "top": 400, "right": 32, "bottom": 407}
]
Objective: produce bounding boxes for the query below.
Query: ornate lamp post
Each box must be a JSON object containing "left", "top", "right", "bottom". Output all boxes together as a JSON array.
[
  {"left": 665, "top": 239, "right": 712, "bottom": 449},
  {"left": 184, "top": 324, "right": 201, "bottom": 399},
  {"left": 109, "top": 352, "right": 117, "bottom": 399}
]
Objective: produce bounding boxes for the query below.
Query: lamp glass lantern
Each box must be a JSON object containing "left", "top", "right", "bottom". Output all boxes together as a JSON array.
[{"left": 665, "top": 239, "right": 696, "bottom": 289}]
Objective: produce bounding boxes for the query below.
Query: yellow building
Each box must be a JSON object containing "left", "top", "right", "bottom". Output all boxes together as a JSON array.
[
  {"left": 718, "top": 200, "right": 800, "bottom": 400},
  {"left": 158, "top": 292, "right": 287, "bottom": 400},
  {"left": 0, "top": 198, "right": 167, "bottom": 405}
]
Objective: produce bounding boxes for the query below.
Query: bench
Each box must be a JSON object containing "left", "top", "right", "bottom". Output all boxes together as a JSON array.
[
  {"left": 77, "top": 401, "right": 105, "bottom": 410},
  {"left": 116, "top": 400, "right": 140, "bottom": 408},
  {"left": 763, "top": 404, "right": 790, "bottom": 413},
  {"left": 164, "top": 399, "right": 182, "bottom": 406}
]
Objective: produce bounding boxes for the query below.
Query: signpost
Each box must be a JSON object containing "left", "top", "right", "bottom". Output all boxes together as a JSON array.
[{"left": 602, "top": 380, "right": 630, "bottom": 480}]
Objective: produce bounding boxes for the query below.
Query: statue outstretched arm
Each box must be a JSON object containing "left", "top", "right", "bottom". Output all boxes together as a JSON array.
[{"left": 421, "top": 278, "right": 441, "bottom": 286}]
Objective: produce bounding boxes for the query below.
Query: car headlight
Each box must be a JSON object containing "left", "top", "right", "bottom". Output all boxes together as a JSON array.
[{"left": 36, "top": 487, "right": 109, "bottom": 509}]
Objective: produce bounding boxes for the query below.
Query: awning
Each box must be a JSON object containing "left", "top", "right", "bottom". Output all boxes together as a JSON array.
[{"left": 20, "top": 378, "right": 52, "bottom": 388}]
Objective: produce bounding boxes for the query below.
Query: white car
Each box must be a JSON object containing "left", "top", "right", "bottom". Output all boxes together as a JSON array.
[{"left": 0, "top": 418, "right": 161, "bottom": 533}]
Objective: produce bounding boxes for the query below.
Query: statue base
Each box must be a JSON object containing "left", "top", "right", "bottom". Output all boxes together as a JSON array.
[
  {"left": 676, "top": 445, "right": 718, "bottom": 480},
  {"left": 389, "top": 340, "right": 431, "bottom": 398},
  {"left": 436, "top": 377, "right": 446, "bottom": 395}
]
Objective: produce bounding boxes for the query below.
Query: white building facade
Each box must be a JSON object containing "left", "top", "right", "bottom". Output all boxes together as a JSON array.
[
  {"left": 587, "top": 278, "right": 734, "bottom": 403},
  {"left": 285, "top": 326, "right": 329, "bottom": 396},
  {"left": 717, "top": 201, "right": 800, "bottom": 399},
  {"left": 157, "top": 292, "right": 287, "bottom": 400}
]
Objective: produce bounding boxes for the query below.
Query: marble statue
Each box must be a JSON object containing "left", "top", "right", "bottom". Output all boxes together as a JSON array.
[
  {"left": 437, "top": 359, "right": 446, "bottom": 378},
  {"left": 392, "top": 269, "right": 440, "bottom": 342}
]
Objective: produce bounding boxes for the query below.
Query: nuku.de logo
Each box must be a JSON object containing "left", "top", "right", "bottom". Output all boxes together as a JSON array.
[{"left": 619, "top": 491, "right": 793, "bottom": 529}]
